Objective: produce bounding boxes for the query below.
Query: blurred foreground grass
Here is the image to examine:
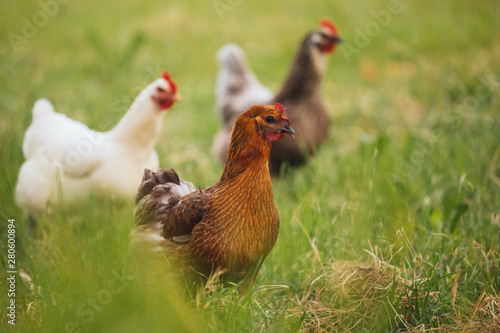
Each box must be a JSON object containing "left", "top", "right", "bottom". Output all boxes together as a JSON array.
[{"left": 1, "top": 0, "right": 499, "bottom": 332}]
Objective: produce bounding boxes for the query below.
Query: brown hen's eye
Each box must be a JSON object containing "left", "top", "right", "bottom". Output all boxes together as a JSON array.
[
  {"left": 266, "top": 116, "right": 276, "bottom": 124},
  {"left": 157, "top": 87, "right": 166, "bottom": 93}
]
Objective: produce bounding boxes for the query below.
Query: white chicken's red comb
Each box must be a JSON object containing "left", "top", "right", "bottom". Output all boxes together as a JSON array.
[
  {"left": 319, "top": 19, "right": 338, "bottom": 36},
  {"left": 161, "top": 71, "right": 177, "bottom": 94}
]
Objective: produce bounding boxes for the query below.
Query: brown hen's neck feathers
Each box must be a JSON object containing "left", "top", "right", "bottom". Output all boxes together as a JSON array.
[
  {"left": 275, "top": 34, "right": 325, "bottom": 101},
  {"left": 220, "top": 116, "right": 270, "bottom": 183}
]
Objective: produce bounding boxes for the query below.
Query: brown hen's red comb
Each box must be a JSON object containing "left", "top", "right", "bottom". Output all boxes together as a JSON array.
[
  {"left": 161, "top": 70, "right": 177, "bottom": 94},
  {"left": 319, "top": 19, "right": 338, "bottom": 36},
  {"left": 274, "top": 103, "right": 285, "bottom": 117}
]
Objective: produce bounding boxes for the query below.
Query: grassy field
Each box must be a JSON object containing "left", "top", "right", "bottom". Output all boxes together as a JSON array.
[{"left": 1, "top": 0, "right": 499, "bottom": 332}]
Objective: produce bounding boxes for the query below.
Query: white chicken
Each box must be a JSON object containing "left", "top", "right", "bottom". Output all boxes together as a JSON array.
[{"left": 15, "top": 71, "right": 180, "bottom": 215}]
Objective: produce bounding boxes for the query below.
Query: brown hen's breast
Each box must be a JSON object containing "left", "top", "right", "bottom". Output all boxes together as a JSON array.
[{"left": 187, "top": 170, "right": 279, "bottom": 282}]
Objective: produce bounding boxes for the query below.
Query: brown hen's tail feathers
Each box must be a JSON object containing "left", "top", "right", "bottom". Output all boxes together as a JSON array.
[
  {"left": 134, "top": 169, "right": 195, "bottom": 227},
  {"left": 135, "top": 168, "right": 182, "bottom": 204}
]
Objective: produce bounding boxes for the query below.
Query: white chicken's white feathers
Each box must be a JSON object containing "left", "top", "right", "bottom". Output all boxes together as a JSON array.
[
  {"left": 22, "top": 99, "right": 90, "bottom": 160},
  {"left": 32, "top": 98, "right": 55, "bottom": 119}
]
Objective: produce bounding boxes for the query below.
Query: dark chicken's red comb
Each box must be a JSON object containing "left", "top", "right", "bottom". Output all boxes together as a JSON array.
[
  {"left": 274, "top": 103, "right": 285, "bottom": 117},
  {"left": 319, "top": 19, "right": 338, "bottom": 36},
  {"left": 161, "top": 70, "right": 177, "bottom": 94}
]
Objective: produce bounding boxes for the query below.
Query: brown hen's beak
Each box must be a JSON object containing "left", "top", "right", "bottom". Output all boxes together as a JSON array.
[{"left": 281, "top": 124, "right": 296, "bottom": 138}]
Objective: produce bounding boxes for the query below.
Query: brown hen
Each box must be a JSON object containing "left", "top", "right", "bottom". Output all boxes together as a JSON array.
[{"left": 130, "top": 104, "right": 295, "bottom": 290}]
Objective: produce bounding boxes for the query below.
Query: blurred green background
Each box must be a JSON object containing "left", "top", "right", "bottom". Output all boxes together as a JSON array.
[{"left": 1, "top": 0, "right": 499, "bottom": 332}]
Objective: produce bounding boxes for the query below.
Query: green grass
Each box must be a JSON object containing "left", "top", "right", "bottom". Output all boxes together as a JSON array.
[{"left": 1, "top": 0, "right": 499, "bottom": 332}]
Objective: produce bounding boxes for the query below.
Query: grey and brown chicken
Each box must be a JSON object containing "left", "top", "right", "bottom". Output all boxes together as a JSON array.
[{"left": 213, "top": 19, "right": 341, "bottom": 174}]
